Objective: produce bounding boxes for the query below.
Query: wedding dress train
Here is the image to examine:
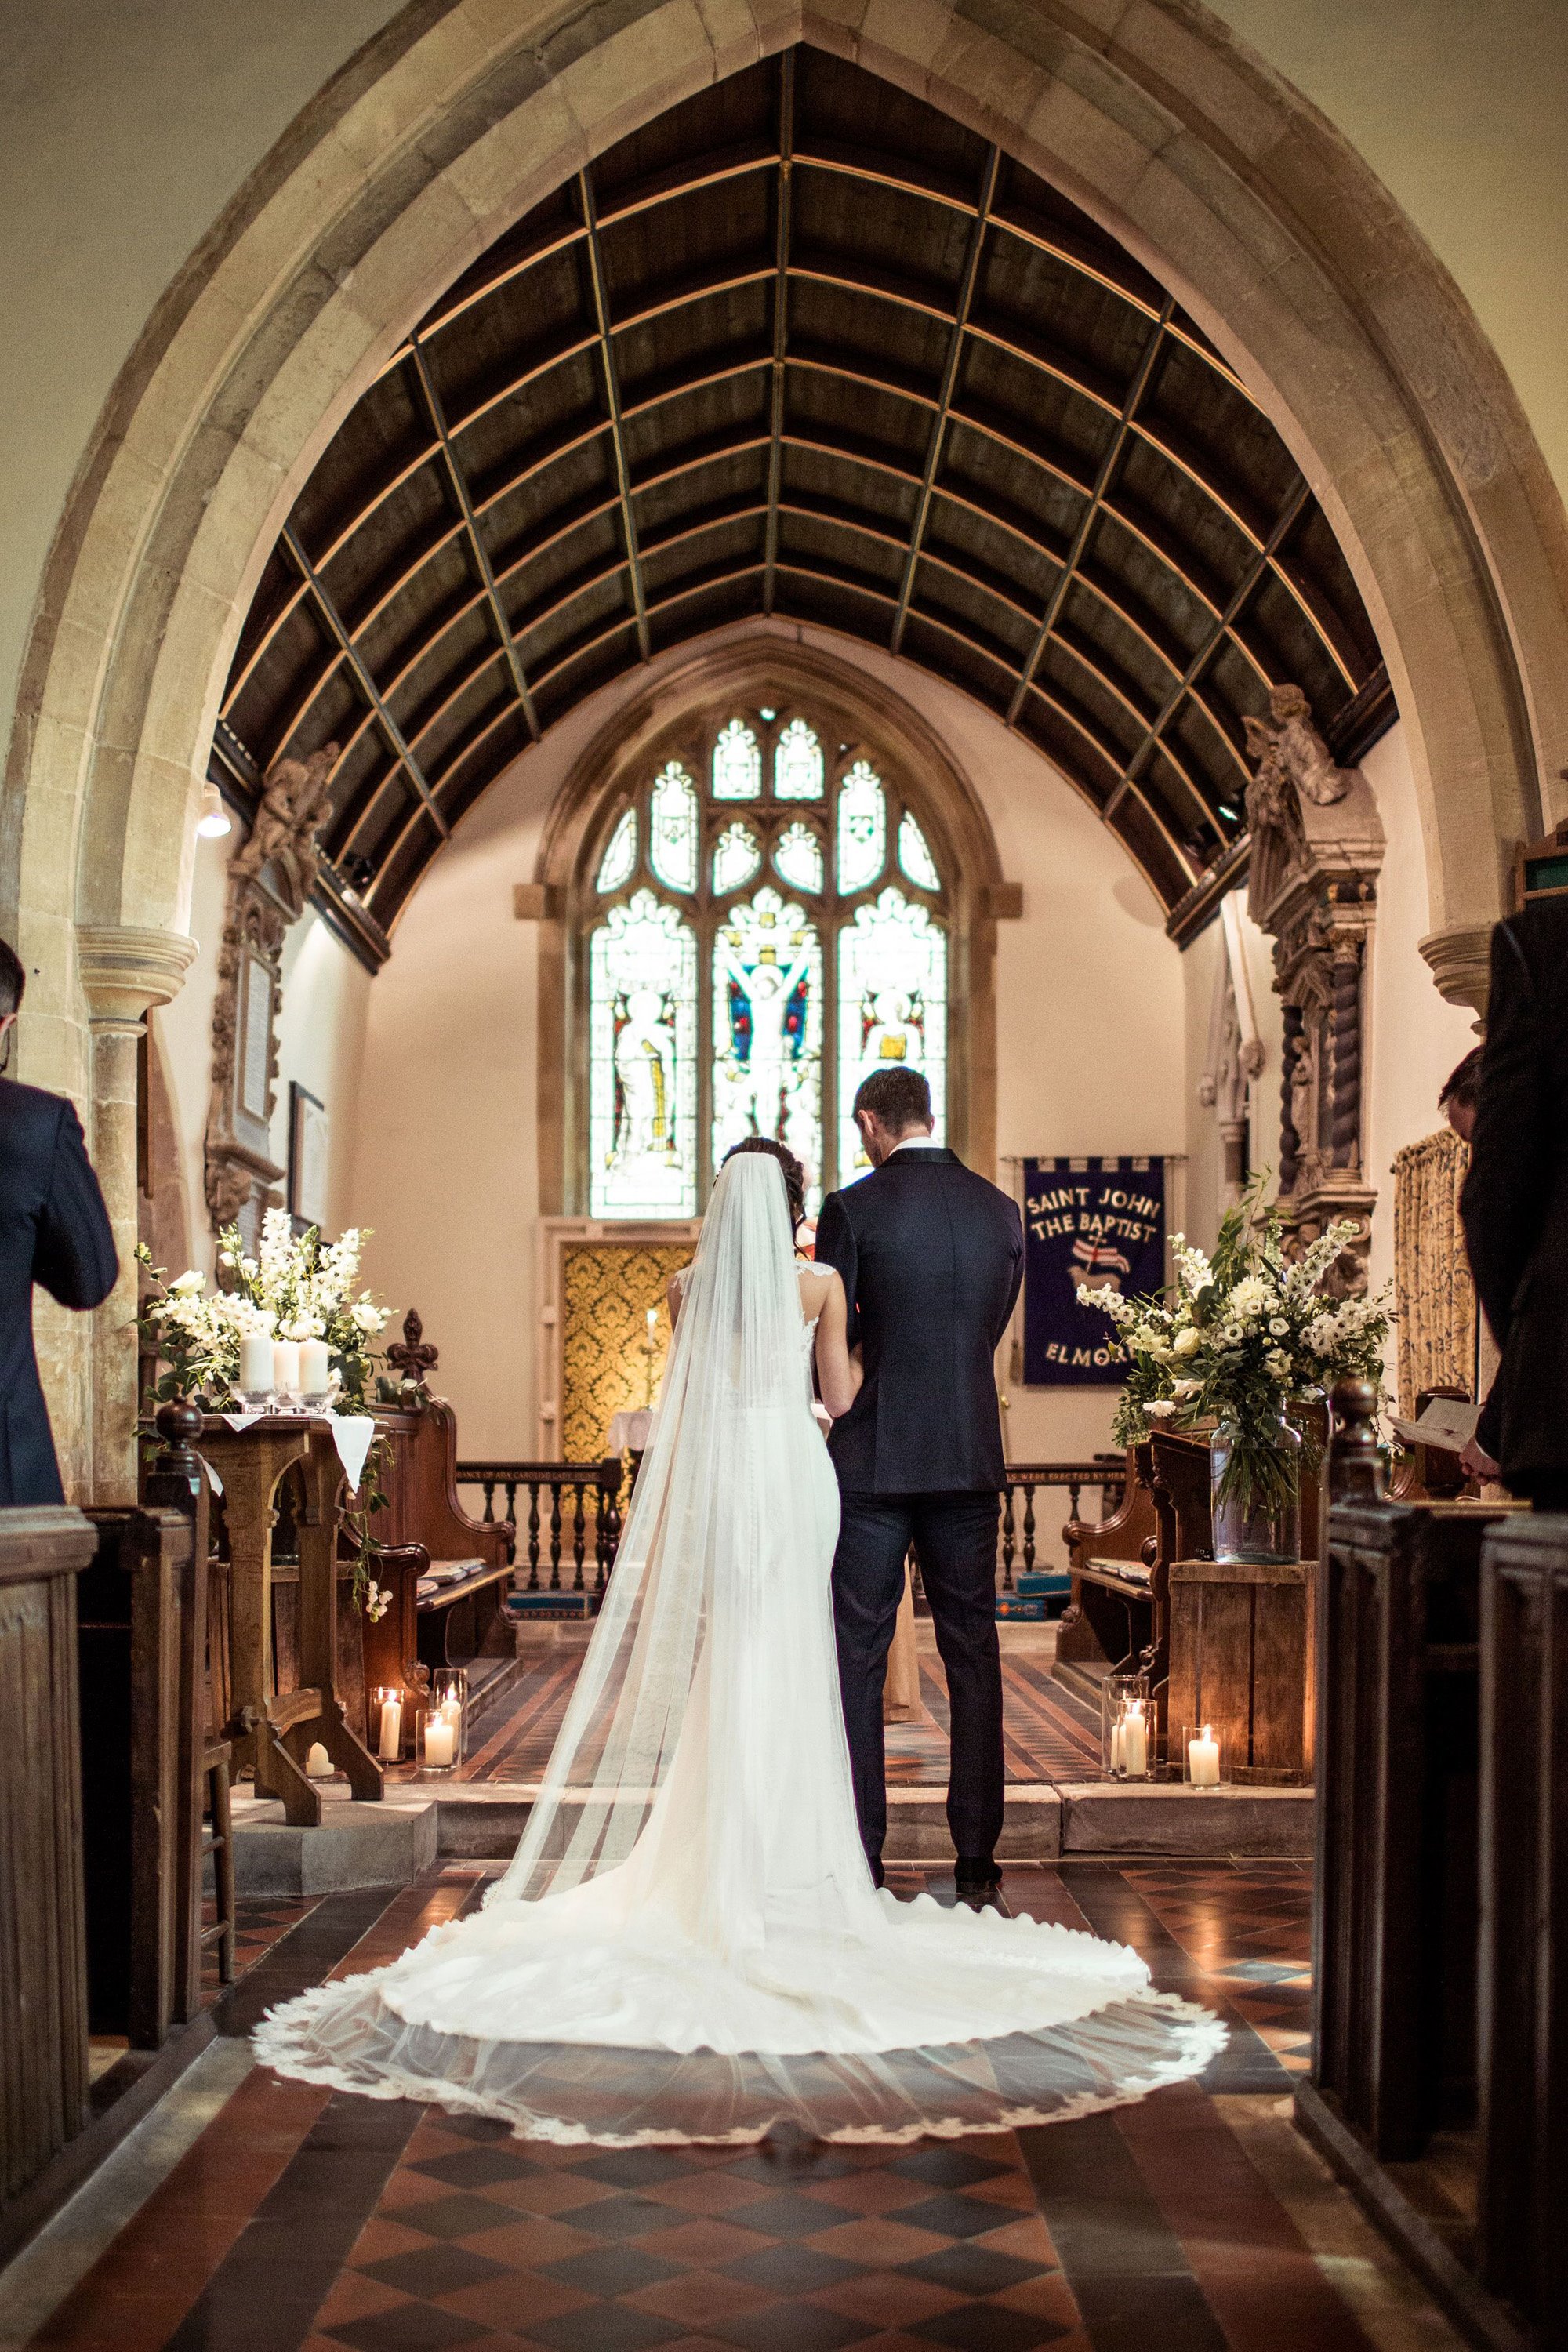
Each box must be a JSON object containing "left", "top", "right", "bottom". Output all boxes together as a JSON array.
[{"left": 255, "top": 1156, "right": 1222, "bottom": 2143}]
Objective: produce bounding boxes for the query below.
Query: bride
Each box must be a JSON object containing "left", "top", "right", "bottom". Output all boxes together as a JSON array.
[{"left": 256, "top": 1143, "right": 1222, "bottom": 2143}]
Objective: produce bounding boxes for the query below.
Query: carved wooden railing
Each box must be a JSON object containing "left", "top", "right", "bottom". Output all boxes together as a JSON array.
[
  {"left": 999, "top": 1462, "right": 1120, "bottom": 1592},
  {"left": 456, "top": 1461, "right": 624, "bottom": 1598}
]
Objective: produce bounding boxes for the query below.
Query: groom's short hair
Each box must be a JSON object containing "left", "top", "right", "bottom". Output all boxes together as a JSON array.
[{"left": 855, "top": 1067, "right": 931, "bottom": 1133}]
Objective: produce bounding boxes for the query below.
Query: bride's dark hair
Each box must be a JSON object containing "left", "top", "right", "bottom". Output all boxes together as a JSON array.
[{"left": 722, "top": 1136, "right": 807, "bottom": 1238}]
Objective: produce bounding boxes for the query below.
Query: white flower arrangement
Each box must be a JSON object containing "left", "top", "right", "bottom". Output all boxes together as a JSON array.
[
  {"left": 139, "top": 1208, "right": 393, "bottom": 1412},
  {"left": 1076, "top": 1177, "right": 1394, "bottom": 1513}
]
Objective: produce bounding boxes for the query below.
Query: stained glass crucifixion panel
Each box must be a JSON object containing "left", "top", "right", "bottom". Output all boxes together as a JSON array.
[{"left": 586, "top": 710, "right": 949, "bottom": 1218}]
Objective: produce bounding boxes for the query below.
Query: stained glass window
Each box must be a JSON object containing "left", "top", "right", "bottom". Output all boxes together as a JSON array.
[
  {"left": 649, "top": 761, "right": 698, "bottom": 891},
  {"left": 774, "top": 718, "right": 824, "bottom": 800},
  {"left": 898, "top": 811, "right": 941, "bottom": 891},
  {"left": 713, "top": 718, "right": 761, "bottom": 800},
  {"left": 586, "top": 721, "right": 949, "bottom": 1213},
  {"left": 837, "top": 760, "right": 886, "bottom": 893},
  {"left": 713, "top": 887, "right": 823, "bottom": 1206},
  {"left": 589, "top": 891, "right": 698, "bottom": 1218},
  {"left": 596, "top": 807, "right": 637, "bottom": 893},
  {"left": 837, "top": 887, "right": 947, "bottom": 1182},
  {"left": 713, "top": 820, "right": 761, "bottom": 894},
  {"left": 774, "top": 820, "right": 824, "bottom": 895}
]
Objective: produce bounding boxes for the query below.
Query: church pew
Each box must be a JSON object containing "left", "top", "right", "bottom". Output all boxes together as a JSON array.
[
  {"left": 0, "top": 1507, "right": 96, "bottom": 2209},
  {"left": 1055, "top": 1444, "right": 1160, "bottom": 1716},
  {"left": 76, "top": 1505, "right": 201, "bottom": 2046},
  {"left": 1296, "top": 1381, "right": 1554, "bottom": 2352},
  {"left": 1477, "top": 1512, "right": 1568, "bottom": 2336}
]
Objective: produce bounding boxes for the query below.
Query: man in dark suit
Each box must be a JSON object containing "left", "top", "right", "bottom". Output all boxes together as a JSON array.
[
  {"left": 815, "top": 1067, "right": 1023, "bottom": 1907},
  {"left": 1460, "top": 898, "right": 1568, "bottom": 1508},
  {"left": 0, "top": 937, "right": 118, "bottom": 1504}
]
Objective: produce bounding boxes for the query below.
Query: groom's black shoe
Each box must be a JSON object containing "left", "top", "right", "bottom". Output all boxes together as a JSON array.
[
  {"left": 955, "top": 1855, "right": 1005, "bottom": 1913},
  {"left": 867, "top": 1855, "right": 886, "bottom": 1891}
]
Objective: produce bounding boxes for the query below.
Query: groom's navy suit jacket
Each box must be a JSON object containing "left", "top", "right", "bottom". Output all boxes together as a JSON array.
[
  {"left": 815, "top": 1147, "right": 1022, "bottom": 1494},
  {"left": 0, "top": 1077, "right": 118, "bottom": 1504}
]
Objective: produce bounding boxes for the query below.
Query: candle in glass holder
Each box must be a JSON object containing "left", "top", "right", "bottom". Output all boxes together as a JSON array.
[
  {"left": 376, "top": 1693, "right": 402, "bottom": 1761},
  {"left": 1188, "top": 1726, "right": 1221, "bottom": 1788},
  {"left": 299, "top": 1338, "right": 332, "bottom": 1396},
  {"left": 305, "top": 1740, "right": 332, "bottom": 1778},
  {"left": 423, "top": 1715, "right": 456, "bottom": 1769},
  {"left": 1123, "top": 1700, "right": 1148, "bottom": 1779},
  {"left": 239, "top": 1331, "right": 273, "bottom": 1396},
  {"left": 1110, "top": 1718, "right": 1126, "bottom": 1774},
  {"left": 272, "top": 1338, "right": 301, "bottom": 1396}
]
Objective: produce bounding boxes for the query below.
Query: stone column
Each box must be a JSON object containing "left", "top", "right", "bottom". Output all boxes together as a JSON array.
[{"left": 76, "top": 926, "right": 198, "bottom": 1503}]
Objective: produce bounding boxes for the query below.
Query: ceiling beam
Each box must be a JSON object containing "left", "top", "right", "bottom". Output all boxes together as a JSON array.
[
  {"left": 1105, "top": 477, "right": 1313, "bottom": 826},
  {"left": 279, "top": 524, "right": 449, "bottom": 837},
  {"left": 889, "top": 143, "right": 1000, "bottom": 659},
  {"left": 1007, "top": 293, "right": 1174, "bottom": 725},
  {"left": 408, "top": 336, "right": 540, "bottom": 742},
  {"left": 763, "top": 48, "right": 796, "bottom": 617},
  {"left": 578, "top": 168, "right": 652, "bottom": 663}
]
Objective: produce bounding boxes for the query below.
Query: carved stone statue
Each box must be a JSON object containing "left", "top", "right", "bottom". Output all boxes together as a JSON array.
[
  {"left": 230, "top": 746, "right": 336, "bottom": 918},
  {"left": 205, "top": 745, "right": 339, "bottom": 1242}
]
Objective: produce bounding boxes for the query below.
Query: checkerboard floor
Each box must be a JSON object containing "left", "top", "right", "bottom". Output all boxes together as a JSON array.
[{"left": 26, "top": 1861, "right": 1465, "bottom": 2352}]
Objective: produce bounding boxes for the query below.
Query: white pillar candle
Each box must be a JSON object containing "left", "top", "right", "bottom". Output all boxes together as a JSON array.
[
  {"left": 377, "top": 1697, "right": 402, "bottom": 1761},
  {"left": 305, "top": 1740, "right": 332, "bottom": 1779},
  {"left": 1188, "top": 1727, "right": 1221, "bottom": 1788},
  {"left": 1110, "top": 1720, "right": 1126, "bottom": 1774},
  {"left": 272, "top": 1339, "right": 301, "bottom": 1396},
  {"left": 423, "top": 1716, "right": 456, "bottom": 1769},
  {"left": 299, "top": 1338, "right": 332, "bottom": 1396},
  {"left": 1123, "top": 1703, "right": 1147, "bottom": 1779},
  {"left": 239, "top": 1331, "right": 274, "bottom": 1394}
]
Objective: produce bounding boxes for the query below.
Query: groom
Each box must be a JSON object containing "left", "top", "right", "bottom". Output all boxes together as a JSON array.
[{"left": 815, "top": 1069, "right": 1023, "bottom": 1908}]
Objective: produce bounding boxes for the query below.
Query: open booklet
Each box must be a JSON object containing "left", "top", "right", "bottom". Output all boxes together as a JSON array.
[{"left": 1390, "top": 1396, "right": 1481, "bottom": 1454}]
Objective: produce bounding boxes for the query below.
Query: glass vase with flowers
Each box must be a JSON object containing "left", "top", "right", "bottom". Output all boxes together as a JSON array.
[{"left": 1079, "top": 1180, "right": 1392, "bottom": 1567}]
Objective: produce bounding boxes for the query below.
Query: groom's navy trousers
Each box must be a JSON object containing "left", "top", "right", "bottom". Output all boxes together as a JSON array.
[
  {"left": 832, "top": 1490, "right": 1004, "bottom": 1867},
  {"left": 815, "top": 1147, "right": 1022, "bottom": 1875}
]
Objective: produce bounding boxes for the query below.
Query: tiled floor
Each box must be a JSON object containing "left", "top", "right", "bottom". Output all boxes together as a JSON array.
[
  {"left": 460, "top": 1637, "right": 1099, "bottom": 1787},
  {"left": 20, "top": 1860, "right": 1463, "bottom": 2352}
]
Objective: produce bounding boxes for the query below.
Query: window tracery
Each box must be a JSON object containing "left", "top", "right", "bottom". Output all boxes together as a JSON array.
[{"left": 585, "top": 707, "right": 950, "bottom": 1217}]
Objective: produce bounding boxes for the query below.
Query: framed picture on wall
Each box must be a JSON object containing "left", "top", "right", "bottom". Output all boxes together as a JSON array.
[{"left": 289, "top": 1082, "right": 330, "bottom": 1232}]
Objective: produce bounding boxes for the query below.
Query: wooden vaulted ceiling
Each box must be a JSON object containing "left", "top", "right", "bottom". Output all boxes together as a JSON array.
[{"left": 216, "top": 46, "right": 1390, "bottom": 960}]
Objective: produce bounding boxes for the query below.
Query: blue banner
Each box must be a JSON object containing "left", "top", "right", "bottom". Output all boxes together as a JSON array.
[{"left": 1022, "top": 1157, "right": 1167, "bottom": 1386}]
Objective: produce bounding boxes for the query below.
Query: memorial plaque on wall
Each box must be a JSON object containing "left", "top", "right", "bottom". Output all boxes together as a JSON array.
[{"left": 1022, "top": 1156, "right": 1167, "bottom": 1386}]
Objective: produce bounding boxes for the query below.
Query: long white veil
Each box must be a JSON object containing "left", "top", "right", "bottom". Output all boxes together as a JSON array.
[
  {"left": 488, "top": 1149, "right": 822, "bottom": 1915},
  {"left": 253, "top": 1149, "right": 1227, "bottom": 2143}
]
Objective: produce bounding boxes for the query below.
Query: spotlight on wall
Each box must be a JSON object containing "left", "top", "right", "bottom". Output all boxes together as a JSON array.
[{"left": 196, "top": 781, "right": 233, "bottom": 839}]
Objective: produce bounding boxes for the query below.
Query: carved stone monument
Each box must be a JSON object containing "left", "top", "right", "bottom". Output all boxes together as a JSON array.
[
  {"left": 204, "top": 748, "right": 337, "bottom": 1243},
  {"left": 1244, "top": 685, "right": 1385, "bottom": 1292}
]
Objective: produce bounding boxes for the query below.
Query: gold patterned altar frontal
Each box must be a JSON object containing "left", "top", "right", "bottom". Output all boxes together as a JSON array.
[
  {"left": 561, "top": 1243, "right": 691, "bottom": 1461},
  {"left": 1392, "top": 1126, "right": 1475, "bottom": 1412}
]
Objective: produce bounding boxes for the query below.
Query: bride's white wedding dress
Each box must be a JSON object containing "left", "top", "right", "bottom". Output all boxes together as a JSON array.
[{"left": 255, "top": 1155, "right": 1222, "bottom": 2143}]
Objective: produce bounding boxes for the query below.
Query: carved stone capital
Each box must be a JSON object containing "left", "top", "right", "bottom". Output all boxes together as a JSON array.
[
  {"left": 1418, "top": 924, "right": 1492, "bottom": 1025},
  {"left": 76, "top": 925, "right": 198, "bottom": 1031}
]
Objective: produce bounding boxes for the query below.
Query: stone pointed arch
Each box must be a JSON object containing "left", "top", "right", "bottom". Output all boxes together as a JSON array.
[{"left": 11, "top": 0, "right": 1568, "bottom": 1486}]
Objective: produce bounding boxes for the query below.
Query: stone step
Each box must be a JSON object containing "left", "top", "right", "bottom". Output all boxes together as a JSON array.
[{"left": 230, "top": 1776, "right": 1312, "bottom": 1893}]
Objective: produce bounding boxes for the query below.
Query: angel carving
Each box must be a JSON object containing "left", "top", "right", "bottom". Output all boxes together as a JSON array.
[{"left": 233, "top": 743, "right": 339, "bottom": 916}]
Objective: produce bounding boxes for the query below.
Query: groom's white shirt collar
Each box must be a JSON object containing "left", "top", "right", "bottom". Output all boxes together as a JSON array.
[{"left": 886, "top": 1135, "right": 938, "bottom": 1157}]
